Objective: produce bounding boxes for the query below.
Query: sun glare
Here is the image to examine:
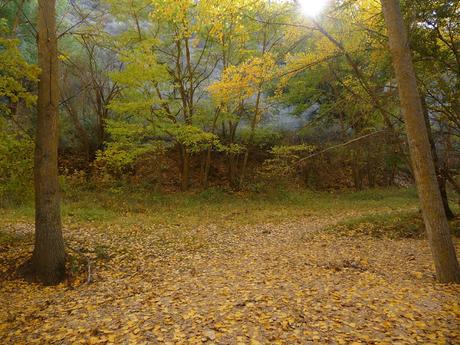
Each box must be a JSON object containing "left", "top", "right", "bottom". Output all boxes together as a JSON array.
[{"left": 298, "top": 0, "right": 329, "bottom": 17}]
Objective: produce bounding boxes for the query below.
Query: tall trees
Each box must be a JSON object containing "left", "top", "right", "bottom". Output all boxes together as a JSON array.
[
  {"left": 30, "top": 0, "right": 66, "bottom": 285},
  {"left": 407, "top": 0, "right": 460, "bottom": 218},
  {"left": 381, "top": 0, "right": 460, "bottom": 283},
  {"left": 0, "top": 21, "right": 38, "bottom": 205}
]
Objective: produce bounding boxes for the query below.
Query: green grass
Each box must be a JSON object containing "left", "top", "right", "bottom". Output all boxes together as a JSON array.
[
  {"left": 0, "top": 186, "right": 420, "bottom": 229},
  {"left": 329, "top": 208, "right": 460, "bottom": 239},
  {"left": 327, "top": 210, "right": 425, "bottom": 239}
]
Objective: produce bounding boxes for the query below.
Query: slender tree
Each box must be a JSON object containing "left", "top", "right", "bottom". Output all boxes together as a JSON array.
[
  {"left": 381, "top": 0, "right": 460, "bottom": 283},
  {"left": 31, "top": 0, "right": 66, "bottom": 284}
]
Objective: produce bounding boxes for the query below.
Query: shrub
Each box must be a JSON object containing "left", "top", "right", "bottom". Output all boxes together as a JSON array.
[
  {"left": 0, "top": 123, "right": 34, "bottom": 206},
  {"left": 259, "top": 144, "right": 315, "bottom": 182}
]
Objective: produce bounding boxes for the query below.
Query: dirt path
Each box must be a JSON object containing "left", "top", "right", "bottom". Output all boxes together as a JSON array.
[{"left": 1, "top": 217, "right": 459, "bottom": 344}]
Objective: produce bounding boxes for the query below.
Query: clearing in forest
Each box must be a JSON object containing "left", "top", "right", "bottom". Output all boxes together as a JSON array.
[{"left": 1, "top": 189, "right": 459, "bottom": 344}]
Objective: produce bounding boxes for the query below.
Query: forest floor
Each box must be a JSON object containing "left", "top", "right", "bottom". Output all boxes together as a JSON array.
[{"left": 0, "top": 188, "right": 459, "bottom": 344}]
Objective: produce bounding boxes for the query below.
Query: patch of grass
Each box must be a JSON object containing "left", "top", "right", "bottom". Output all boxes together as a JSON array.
[
  {"left": 0, "top": 205, "right": 34, "bottom": 225},
  {"left": 0, "top": 186, "right": 420, "bottom": 229},
  {"left": 62, "top": 204, "right": 117, "bottom": 222},
  {"left": 328, "top": 210, "right": 424, "bottom": 239}
]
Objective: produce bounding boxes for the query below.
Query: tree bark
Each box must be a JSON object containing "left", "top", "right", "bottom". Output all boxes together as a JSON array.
[
  {"left": 239, "top": 89, "right": 262, "bottom": 187},
  {"left": 421, "top": 97, "right": 455, "bottom": 219},
  {"left": 179, "top": 144, "right": 190, "bottom": 191},
  {"left": 31, "top": 0, "right": 66, "bottom": 285},
  {"left": 203, "top": 108, "right": 220, "bottom": 189},
  {"left": 203, "top": 148, "right": 212, "bottom": 188},
  {"left": 381, "top": 0, "right": 460, "bottom": 283}
]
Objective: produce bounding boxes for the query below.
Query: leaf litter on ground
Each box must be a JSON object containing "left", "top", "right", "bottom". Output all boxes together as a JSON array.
[{"left": 0, "top": 210, "right": 459, "bottom": 344}]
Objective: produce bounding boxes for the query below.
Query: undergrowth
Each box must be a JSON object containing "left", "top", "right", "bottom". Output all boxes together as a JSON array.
[{"left": 329, "top": 210, "right": 460, "bottom": 239}]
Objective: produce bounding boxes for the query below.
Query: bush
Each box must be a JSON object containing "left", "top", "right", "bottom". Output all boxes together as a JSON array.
[
  {"left": 0, "top": 124, "right": 34, "bottom": 206},
  {"left": 259, "top": 144, "right": 314, "bottom": 182}
]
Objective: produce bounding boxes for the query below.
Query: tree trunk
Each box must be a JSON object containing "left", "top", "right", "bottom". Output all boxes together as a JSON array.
[
  {"left": 239, "top": 149, "right": 250, "bottom": 187},
  {"left": 30, "top": 0, "right": 65, "bottom": 285},
  {"left": 228, "top": 153, "right": 239, "bottom": 189},
  {"left": 179, "top": 145, "right": 190, "bottom": 191},
  {"left": 203, "top": 148, "right": 212, "bottom": 189},
  {"left": 63, "top": 101, "right": 91, "bottom": 162},
  {"left": 351, "top": 151, "right": 363, "bottom": 190},
  {"left": 202, "top": 109, "right": 220, "bottom": 189},
  {"left": 381, "top": 0, "right": 460, "bottom": 283},
  {"left": 239, "top": 89, "right": 262, "bottom": 187},
  {"left": 421, "top": 96, "right": 455, "bottom": 219}
]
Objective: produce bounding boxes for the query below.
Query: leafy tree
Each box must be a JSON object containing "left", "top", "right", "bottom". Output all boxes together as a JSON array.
[
  {"left": 0, "top": 20, "right": 38, "bottom": 205},
  {"left": 381, "top": 0, "right": 460, "bottom": 283},
  {"left": 0, "top": 20, "right": 39, "bottom": 117}
]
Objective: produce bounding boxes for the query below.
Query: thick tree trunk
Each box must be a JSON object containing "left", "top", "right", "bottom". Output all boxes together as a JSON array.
[
  {"left": 381, "top": 0, "right": 460, "bottom": 283},
  {"left": 31, "top": 0, "right": 65, "bottom": 285}
]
